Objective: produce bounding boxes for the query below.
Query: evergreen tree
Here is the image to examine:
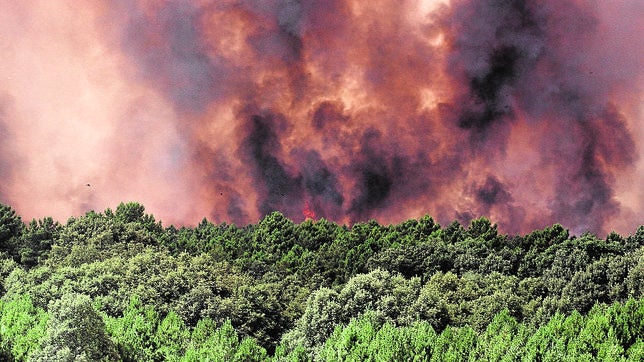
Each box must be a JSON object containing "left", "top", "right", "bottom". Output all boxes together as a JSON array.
[{"left": 30, "top": 293, "right": 118, "bottom": 362}]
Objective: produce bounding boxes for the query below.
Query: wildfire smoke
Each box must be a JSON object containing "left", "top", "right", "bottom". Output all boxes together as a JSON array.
[{"left": 0, "top": 0, "right": 641, "bottom": 235}]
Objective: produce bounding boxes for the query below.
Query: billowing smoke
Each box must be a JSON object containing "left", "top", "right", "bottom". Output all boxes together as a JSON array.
[{"left": 0, "top": 0, "right": 641, "bottom": 235}]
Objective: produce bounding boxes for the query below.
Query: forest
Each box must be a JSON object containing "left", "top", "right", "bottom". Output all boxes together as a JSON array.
[{"left": 0, "top": 201, "right": 643, "bottom": 361}]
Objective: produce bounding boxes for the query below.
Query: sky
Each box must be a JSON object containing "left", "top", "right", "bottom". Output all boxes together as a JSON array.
[{"left": 0, "top": 0, "right": 642, "bottom": 235}]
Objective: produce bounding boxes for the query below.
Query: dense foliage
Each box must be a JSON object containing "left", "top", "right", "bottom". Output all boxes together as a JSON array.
[{"left": 0, "top": 201, "right": 642, "bottom": 360}]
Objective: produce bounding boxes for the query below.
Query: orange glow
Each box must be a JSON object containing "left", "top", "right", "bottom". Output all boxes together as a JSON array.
[{"left": 303, "top": 201, "right": 316, "bottom": 220}]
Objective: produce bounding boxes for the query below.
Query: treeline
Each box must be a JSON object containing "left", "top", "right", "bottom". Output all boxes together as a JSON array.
[{"left": 0, "top": 202, "right": 642, "bottom": 360}]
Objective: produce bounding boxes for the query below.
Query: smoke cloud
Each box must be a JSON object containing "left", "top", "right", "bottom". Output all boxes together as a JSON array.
[{"left": 0, "top": 0, "right": 641, "bottom": 235}]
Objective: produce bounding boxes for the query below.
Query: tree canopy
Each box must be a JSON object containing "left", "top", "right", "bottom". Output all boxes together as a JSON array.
[{"left": 0, "top": 202, "right": 642, "bottom": 360}]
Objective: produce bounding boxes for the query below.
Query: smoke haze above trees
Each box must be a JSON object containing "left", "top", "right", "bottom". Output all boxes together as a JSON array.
[{"left": 0, "top": 0, "right": 642, "bottom": 235}]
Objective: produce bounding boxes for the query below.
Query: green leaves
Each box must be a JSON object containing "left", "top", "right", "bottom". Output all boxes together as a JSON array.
[
  {"left": 473, "top": 309, "right": 530, "bottom": 361},
  {"left": 0, "top": 294, "right": 48, "bottom": 360},
  {"left": 156, "top": 311, "right": 190, "bottom": 361},
  {"left": 0, "top": 203, "right": 24, "bottom": 260},
  {"left": 287, "top": 269, "right": 422, "bottom": 351},
  {"left": 104, "top": 295, "right": 160, "bottom": 361},
  {"left": 183, "top": 320, "right": 267, "bottom": 362},
  {"left": 316, "top": 314, "right": 436, "bottom": 362},
  {"left": 30, "top": 293, "right": 119, "bottom": 362},
  {"left": 104, "top": 296, "right": 268, "bottom": 361},
  {"left": 286, "top": 300, "right": 644, "bottom": 361},
  {"left": 0, "top": 202, "right": 643, "bottom": 360}
]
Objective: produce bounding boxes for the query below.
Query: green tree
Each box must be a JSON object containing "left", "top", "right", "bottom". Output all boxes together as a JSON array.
[
  {"left": 625, "top": 226, "right": 644, "bottom": 251},
  {"left": 366, "top": 242, "right": 446, "bottom": 280},
  {"left": 103, "top": 295, "right": 160, "bottom": 361},
  {"left": 625, "top": 250, "right": 644, "bottom": 297},
  {"left": 517, "top": 224, "right": 569, "bottom": 278},
  {"left": 430, "top": 325, "right": 477, "bottom": 362},
  {"left": 568, "top": 303, "right": 625, "bottom": 360},
  {"left": 182, "top": 319, "right": 266, "bottom": 362},
  {"left": 30, "top": 293, "right": 118, "bottom": 362},
  {"left": 472, "top": 309, "right": 530, "bottom": 360},
  {"left": 0, "top": 294, "right": 48, "bottom": 360},
  {"left": 295, "top": 218, "right": 342, "bottom": 251},
  {"left": 337, "top": 269, "right": 420, "bottom": 325},
  {"left": 283, "top": 287, "right": 342, "bottom": 350},
  {"left": 116, "top": 202, "right": 149, "bottom": 224},
  {"left": 627, "top": 341, "right": 644, "bottom": 361},
  {"left": 318, "top": 313, "right": 378, "bottom": 361},
  {"left": 19, "top": 217, "right": 60, "bottom": 268},
  {"left": 0, "top": 203, "right": 24, "bottom": 260},
  {"left": 155, "top": 311, "right": 189, "bottom": 361},
  {"left": 607, "top": 298, "right": 644, "bottom": 352},
  {"left": 318, "top": 314, "right": 437, "bottom": 362},
  {"left": 283, "top": 269, "right": 422, "bottom": 356},
  {"left": 466, "top": 217, "right": 500, "bottom": 243}
]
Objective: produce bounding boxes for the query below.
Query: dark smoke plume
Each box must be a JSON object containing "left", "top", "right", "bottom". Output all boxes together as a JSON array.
[
  {"left": 0, "top": 0, "right": 641, "bottom": 235},
  {"left": 240, "top": 112, "right": 303, "bottom": 217}
]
